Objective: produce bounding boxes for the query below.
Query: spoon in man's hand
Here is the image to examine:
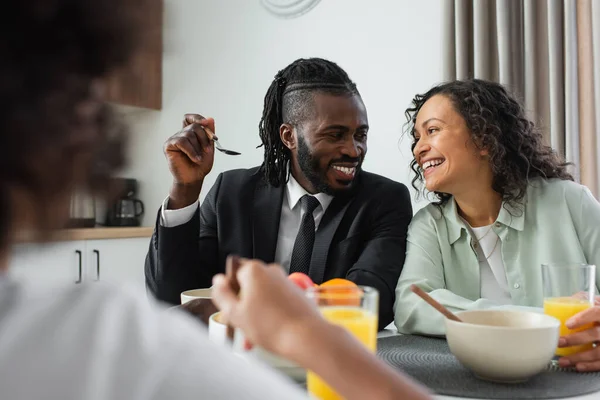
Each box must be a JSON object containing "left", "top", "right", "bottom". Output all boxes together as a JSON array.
[
  {"left": 201, "top": 126, "right": 241, "bottom": 155},
  {"left": 213, "top": 137, "right": 241, "bottom": 156}
]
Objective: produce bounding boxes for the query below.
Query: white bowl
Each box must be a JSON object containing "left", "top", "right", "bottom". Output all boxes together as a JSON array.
[
  {"left": 207, "top": 312, "right": 306, "bottom": 382},
  {"left": 445, "top": 310, "right": 560, "bottom": 383},
  {"left": 238, "top": 346, "right": 306, "bottom": 382}
]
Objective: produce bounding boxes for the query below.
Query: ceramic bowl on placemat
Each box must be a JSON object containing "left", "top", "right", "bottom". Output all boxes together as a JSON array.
[
  {"left": 377, "top": 334, "right": 600, "bottom": 399},
  {"left": 445, "top": 310, "right": 560, "bottom": 382}
]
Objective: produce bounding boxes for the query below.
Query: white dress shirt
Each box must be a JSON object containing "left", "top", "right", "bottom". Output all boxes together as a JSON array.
[
  {"left": 0, "top": 277, "right": 306, "bottom": 400},
  {"left": 161, "top": 174, "right": 334, "bottom": 272}
]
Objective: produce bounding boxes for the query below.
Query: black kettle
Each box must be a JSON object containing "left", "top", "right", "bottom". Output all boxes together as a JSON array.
[{"left": 106, "top": 198, "right": 144, "bottom": 227}]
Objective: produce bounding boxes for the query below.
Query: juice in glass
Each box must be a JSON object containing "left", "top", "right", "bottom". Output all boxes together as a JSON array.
[
  {"left": 305, "top": 286, "right": 378, "bottom": 400},
  {"left": 541, "top": 263, "right": 596, "bottom": 360},
  {"left": 543, "top": 297, "right": 593, "bottom": 356}
]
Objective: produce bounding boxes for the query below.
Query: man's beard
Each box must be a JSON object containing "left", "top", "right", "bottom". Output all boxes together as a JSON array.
[{"left": 296, "top": 135, "right": 361, "bottom": 196}]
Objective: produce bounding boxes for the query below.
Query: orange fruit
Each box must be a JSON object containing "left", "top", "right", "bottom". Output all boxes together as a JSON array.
[
  {"left": 319, "top": 278, "right": 362, "bottom": 306},
  {"left": 320, "top": 278, "right": 357, "bottom": 287}
]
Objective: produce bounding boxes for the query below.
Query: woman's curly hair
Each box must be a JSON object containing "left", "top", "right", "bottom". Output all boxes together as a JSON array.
[
  {"left": 405, "top": 79, "right": 573, "bottom": 206},
  {"left": 0, "top": 0, "right": 146, "bottom": 246}
]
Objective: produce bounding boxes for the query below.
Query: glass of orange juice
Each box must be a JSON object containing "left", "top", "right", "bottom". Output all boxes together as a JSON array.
[
  {"left": 304, "top": 285, "right": 378, "bottom": 400},
  {"left": 542, "top": 263, "right": 596, "bottom": 362}
]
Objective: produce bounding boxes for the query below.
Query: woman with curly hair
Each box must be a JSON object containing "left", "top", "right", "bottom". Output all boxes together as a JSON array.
[{"left": 394, "top": 79, "right": 600, "bottom": 371}]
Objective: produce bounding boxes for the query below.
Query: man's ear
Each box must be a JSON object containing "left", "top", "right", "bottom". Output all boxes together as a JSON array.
[{"left": 280, "top": 123, "right": 296, "bottom": 150}]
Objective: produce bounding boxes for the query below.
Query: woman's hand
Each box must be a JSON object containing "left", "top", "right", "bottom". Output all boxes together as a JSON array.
[{"left": 558, "top": 306, "right": 600, "bottom": 371}]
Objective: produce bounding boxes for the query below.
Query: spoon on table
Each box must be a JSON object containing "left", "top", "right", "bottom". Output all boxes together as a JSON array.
[{"left": 410, "top": 284, "right": 462, "bottom": 323}]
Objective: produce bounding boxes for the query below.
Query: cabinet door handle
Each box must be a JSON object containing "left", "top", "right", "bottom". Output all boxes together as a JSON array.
[
  {"left": 93, "top": 250, "right": 100, "bottom": 281},
  {"left": 75, "top": 250, "right": 82, "bottom": 284}
]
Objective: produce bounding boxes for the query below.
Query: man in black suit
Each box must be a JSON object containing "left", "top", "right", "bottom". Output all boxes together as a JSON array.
[{"left": 145, "top": 58, "right": 412, "bottom": 329}]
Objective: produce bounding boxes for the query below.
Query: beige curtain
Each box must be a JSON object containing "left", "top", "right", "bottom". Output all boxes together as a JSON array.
[{"left": 442, "top": 0, "right": 600, "bottom": 196}]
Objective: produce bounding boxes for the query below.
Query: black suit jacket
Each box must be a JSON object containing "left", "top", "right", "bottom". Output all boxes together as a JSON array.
[{"left": 145, "top": 167, "right": 412, "bottom": 329}]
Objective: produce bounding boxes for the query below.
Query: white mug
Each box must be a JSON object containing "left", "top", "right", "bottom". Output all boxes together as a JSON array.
[
  {"left": 180, "top": 288, "right": 212, "bottom": 304},
  {"left": 208, "top": 312, "right": 230, "bottom": 346}
]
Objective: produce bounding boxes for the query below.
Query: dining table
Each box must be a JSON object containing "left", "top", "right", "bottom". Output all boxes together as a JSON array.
[
  {"left": 377, "top": 325, "right": 600, "bottom": 400},
  {"left": 435, "top": 394, "right": 599, "bottom": 399}
]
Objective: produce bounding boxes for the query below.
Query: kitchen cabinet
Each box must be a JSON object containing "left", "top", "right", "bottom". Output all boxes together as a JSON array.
[
  {"left": 10, "top": 237, "right": 150, "bottom": 293},
  {"left": 85, "top": 238, "right": 148, "bottom": 289},
  {"left": 10, "top": 241, "right": 85, "bottom": 285},
  {"left": 106, "top": 0, "right": 163, "bottom": 110}
]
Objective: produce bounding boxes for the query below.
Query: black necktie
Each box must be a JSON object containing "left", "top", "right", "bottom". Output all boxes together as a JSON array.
[{"left": 289, "top": 195, "right": 321, "bottom": 275}]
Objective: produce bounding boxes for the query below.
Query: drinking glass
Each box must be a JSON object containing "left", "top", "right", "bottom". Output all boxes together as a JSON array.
[
  {"left": 542, "top": 263, "right": 596, "bottom": 359},
  {"left": 305, "top": 285, "right": 378, "bottom": 400}
]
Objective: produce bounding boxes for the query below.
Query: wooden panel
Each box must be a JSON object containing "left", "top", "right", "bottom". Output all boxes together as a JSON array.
[
  {"left": 106, "top": 0, "right": 163, "bottom": 110},
  {"left": 16, "top": 227, "right": 154, "bottom": 243}
]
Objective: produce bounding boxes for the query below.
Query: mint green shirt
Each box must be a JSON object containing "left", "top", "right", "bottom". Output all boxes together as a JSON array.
[{"left": 394, "top": 178, "right": 600, "bottom": 336}]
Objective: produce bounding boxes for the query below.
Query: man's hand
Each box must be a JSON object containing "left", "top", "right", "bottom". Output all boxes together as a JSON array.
[
  {"left": 164, "top": 114, "right": 216, "bottom": 209},
  {"left": 172, "top": 298, "right": 218, "bottom": 326}
]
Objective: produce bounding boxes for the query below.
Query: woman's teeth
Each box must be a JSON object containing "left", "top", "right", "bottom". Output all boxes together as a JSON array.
[{"left": 422, "top": 159, "right": 444, "bottom": 170}]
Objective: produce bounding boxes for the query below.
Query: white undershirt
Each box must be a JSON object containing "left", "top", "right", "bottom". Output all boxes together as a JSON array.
[
  {"left": 467, "top": 223, "right": 512, "bottom": 305},
  {"left": 161, "top": 174, "right": 333, "bottom": 272}
]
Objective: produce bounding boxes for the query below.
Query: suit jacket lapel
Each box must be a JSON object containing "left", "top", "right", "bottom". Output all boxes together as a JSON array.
[
  {"left": 252, "top": 178, "right": 284, "bottom": 263},
  {"left": 309, "top": 195, "right": 352, "bottom": 284}
]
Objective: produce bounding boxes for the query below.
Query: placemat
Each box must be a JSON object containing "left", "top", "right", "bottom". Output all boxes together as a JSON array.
[{"left": 377, "top": 335, "right": 600, "bottom": 399}]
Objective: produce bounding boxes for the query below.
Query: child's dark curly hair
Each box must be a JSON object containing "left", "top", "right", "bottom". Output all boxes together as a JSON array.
[
  {"left": 405, "top": 79, "right": 573, "bottom": 206},
  {"left": 0, "top": 0, "right": 146, "bottom": 245}
]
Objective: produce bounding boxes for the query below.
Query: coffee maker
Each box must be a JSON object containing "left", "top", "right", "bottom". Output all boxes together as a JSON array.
[
  {"left": 105, "top": 178, "right": 144, "bottom": 227},
  {"left": 68, "top": 187, "right": 96, "bottom": 228}
]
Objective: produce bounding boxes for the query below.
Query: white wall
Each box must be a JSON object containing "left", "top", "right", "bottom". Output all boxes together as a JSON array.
[{"left": 119, "top": 0, "right": 444, "bottom": 226}]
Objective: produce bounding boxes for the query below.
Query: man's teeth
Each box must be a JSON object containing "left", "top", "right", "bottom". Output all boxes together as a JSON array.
[
  {"left": 422, "top": 159, "right": 444, "bottom": 170},
  {"left": 332, "top": 165, "right": 356, "bottom": 175}
]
